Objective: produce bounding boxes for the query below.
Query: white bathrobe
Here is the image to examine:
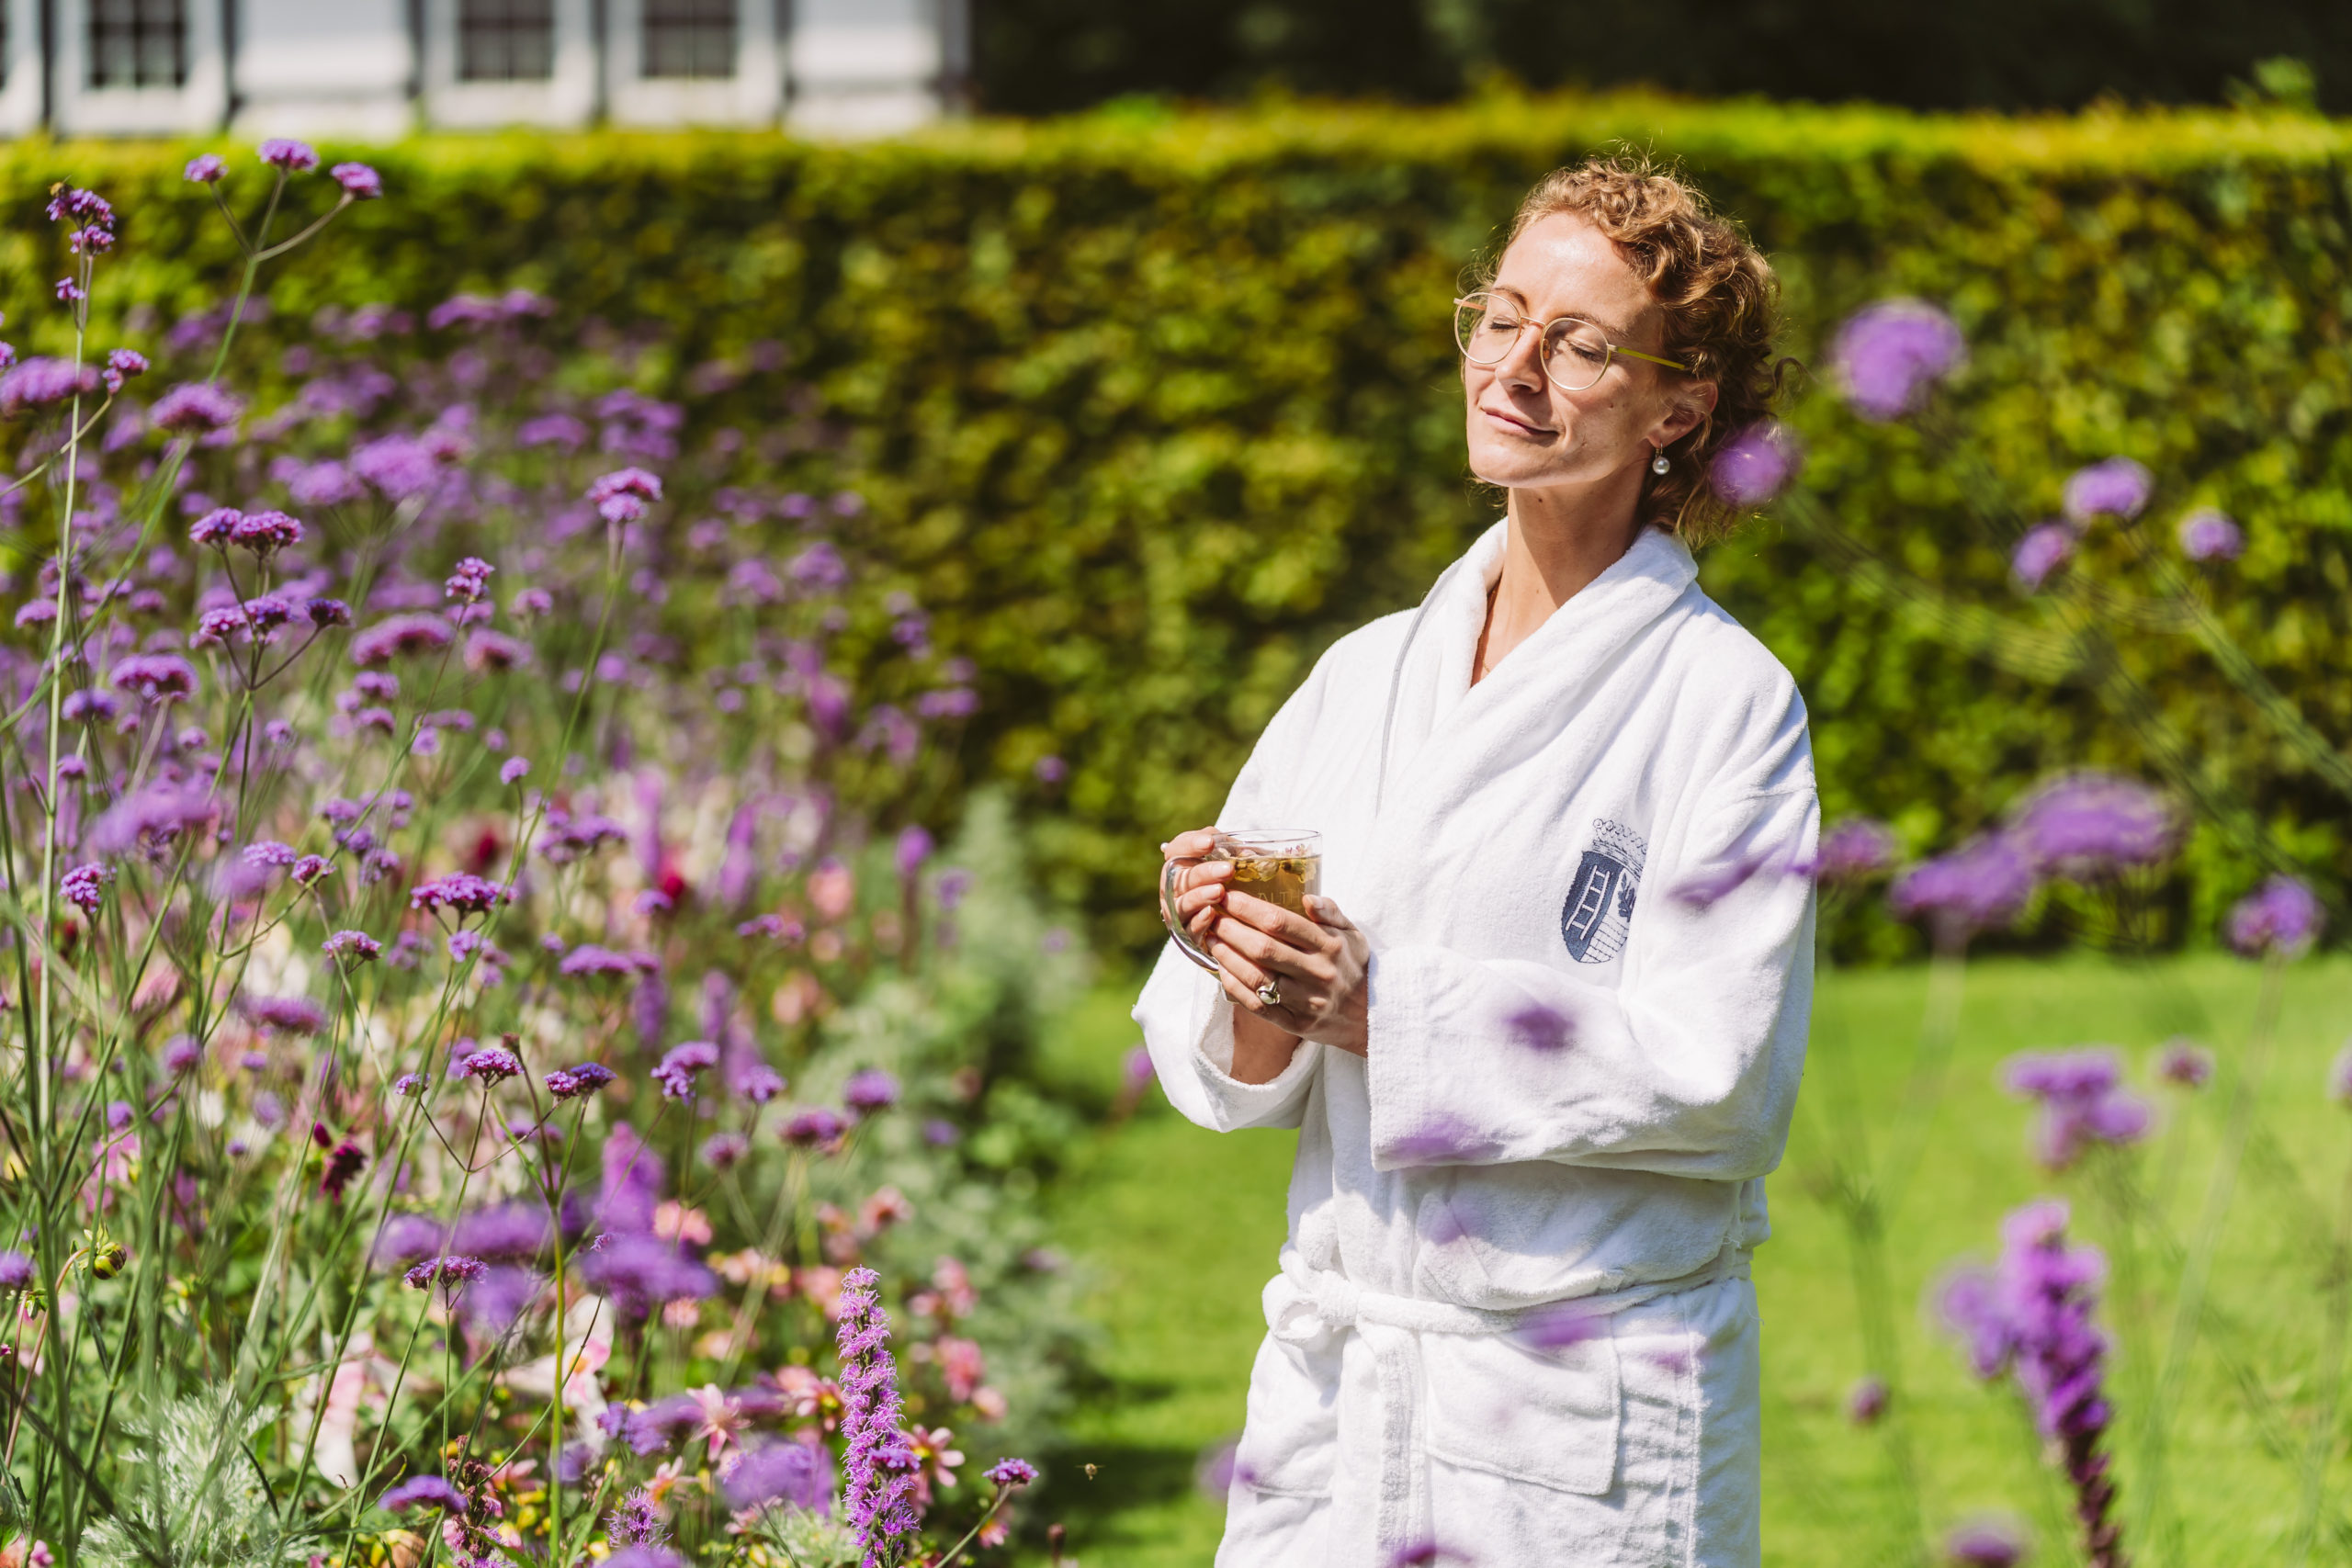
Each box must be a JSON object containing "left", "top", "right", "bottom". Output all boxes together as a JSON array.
[{"left": 1134, "top": 522, "right": 1816, "bottom": 1567}]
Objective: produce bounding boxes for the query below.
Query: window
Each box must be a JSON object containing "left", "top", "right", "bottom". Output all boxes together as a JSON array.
[
  {"left": 642, "top": 0, "right": 734, "bottom": 79},
  {"left": 88, "top": 0, "right": 187, "bottom": 88},
  {"left": 458, "top": 0, "right": 556, "bottom": 82}
]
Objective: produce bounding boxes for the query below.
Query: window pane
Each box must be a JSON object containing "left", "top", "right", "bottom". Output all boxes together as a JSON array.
[
  {"left": 88, "top": 0, "right": 187, "bottom": 88},
  {"left": 458, "top": 0, "right": 556, "bottom": 82},
  {"left": 643, "top": 0, "right": 735, "bottom": 79}
]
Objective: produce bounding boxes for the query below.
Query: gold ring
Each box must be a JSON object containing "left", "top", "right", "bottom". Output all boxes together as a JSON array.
[{"left": 1257, "top": 978, "right": 1282, "bottom": 1007}]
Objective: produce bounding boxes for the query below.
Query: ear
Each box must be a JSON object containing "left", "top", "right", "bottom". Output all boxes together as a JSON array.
[{"left": 1645, "top": 378, "right": 1718, "bottom": 450}]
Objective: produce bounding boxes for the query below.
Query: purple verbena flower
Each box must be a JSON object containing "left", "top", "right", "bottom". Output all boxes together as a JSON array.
[
  {"left": 259, "top": 139, "right": 319, "bottom": 172},
  {"left": 2011, "top": 522, "right": 2075, "bottom": 592},
  {"left": 103, "top": 348, "right": 148, "bottom": 395},
  {"left": 783, "top": 1107, "right": 848, "bottom": 1150},
  {"left": 2006, "top": 773, "right": 2179, "bottom": 881},
  {"left": 110, "top": 652, "right": 198, "bottom": 704},
  {"left": 458, "top": 1045, "right": 524, "bottom": 1083},
  {"left": 162, "top": 1035, "right": 203, "bottom": 1074},
  {"left": 150, "top": 381, "right": 243, "bottom": 434},
  {"left": 1846, "top": 1375, "right": 1890, "bottom": 1426},
  {"left": 894, "top": 825, "right": 933, "bottom": 877},
  {"left": 843, "top": 1068, "right": 899, "bottom": 1114},
  {"left": 230, "top": 509, "right": 303, "bottom": 555},
  {"left": 651, "top": 1041, "right": 722, "bottom": 1100},
  {"left": 331, "top": 163, "right": 382, "bottom": 199},
  {"left": 185, "top": 153, "right": 227, "bottom": 185},
  {"left": 2154, "top": 1038, "right": 2212, "bottom": 1089},
  {"left": 1809, "top": 818, "right": 1896, "bottom": 886},
  {"left": 985, "top": 1456, "right": 1038, "bottom": 1488},
  {"left": 59, "top": 863, "right": 111, "bottom": 915},
  {"left": 350, "top": 612, "right": 456, "bottom": 666},
  {"left": 499, "top": 756, "right": 530, "bottom": 785},
  {"left": 2063, "top": 457, "right": 2154, "bottom": 525},
  {"left": 322, "top": 930, "right": 381, "bottom": 964},
  {"left": 1889, "top": 834, "right": 2037, "bottom": 944},
  {"left": 378, "top": 1475, "right": 467, "bottom": 1514},
  {"left": 243, "top": 840, "right": 298, "bottom": 869},
  {"left": 0, "top": 1252, "right": 35, "bottom": 1291},
  {"left": 1, "top": 357, "right": 102, "bottom": 416},
  {"left": 2003, "top": 1047, "right": 2150, "bottom": 1168},
  {"left": 445, "top": 556, "right": 493, "bottom": 603},
  {"left": 401, "top": 1254, "right": 486, "bottom": 1295},
  {"left": 546, "top": 1061, "right": 616, "bottom": 1100},
  {"left": 605, "top": 1486, "right": 670, "bottom": 1546},
  {"left": 723, "top": 1442, "right": 835, "bottom": 1512},
  {"left": 1709, "top": 420, "right": 1803, "bottom": 506},
  {"left": 1831, "top": 299, "right": 1964, "bottom": 421},
  {"left": 243, "top": 995, "right": 326, "bottom": 1034},
  {"left": 1943, "top": 1517, "right": 2030, "bottom": 1567},
  {"left": 1502, "top": 999, "right": 1574, "bottom": 1054},
  {"left": 2177, "top": 507, "right": 2244, "bottom": 563},
  {"left": 2225, "top": 874, "right": 2324, "bottom": 958},
  {"left": 587, "top": 467, "right": 663, "bottom": 524},
  {"left": 410, "top": 873, "right": 511, "bottom": 918}
]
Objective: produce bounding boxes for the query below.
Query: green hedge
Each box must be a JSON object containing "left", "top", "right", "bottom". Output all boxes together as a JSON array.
[{"left": 14, "top": 94, "right": 2352, "bottom": 953}]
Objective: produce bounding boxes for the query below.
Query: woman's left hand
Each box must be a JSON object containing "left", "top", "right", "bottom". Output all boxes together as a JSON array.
[{"left": 1207, "top": 891, "right": 1371, "bottom": 1057}]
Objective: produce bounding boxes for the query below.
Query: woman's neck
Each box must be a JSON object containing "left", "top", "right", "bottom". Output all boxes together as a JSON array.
[{"left": 1473, "top": 484, "right": 1643, "bottom": 683}]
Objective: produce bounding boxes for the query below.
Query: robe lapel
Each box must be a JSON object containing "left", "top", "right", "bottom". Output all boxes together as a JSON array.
[{"left": 1357, "top": 527, "right": 1699, "bottom": 935}]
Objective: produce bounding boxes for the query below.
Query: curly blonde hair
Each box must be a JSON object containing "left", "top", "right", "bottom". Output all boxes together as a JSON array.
[{"left": 1480, "top": 155, "right": 1786, "bottom": 547}]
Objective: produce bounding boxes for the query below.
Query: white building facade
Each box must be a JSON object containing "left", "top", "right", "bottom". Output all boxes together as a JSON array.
[{"left": 0, "top": 0, "right": 969, "bottom": 140}]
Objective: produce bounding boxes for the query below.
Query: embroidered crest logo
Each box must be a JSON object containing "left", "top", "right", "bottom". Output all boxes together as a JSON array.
[{"left": 1559, "top": 818, "right": 1645, "bottom": 964}]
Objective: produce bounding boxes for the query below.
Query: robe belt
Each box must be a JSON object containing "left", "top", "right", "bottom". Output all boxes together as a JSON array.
[{"left": 1262, "top": 1247, "right": 1750, "bottom": 1553}]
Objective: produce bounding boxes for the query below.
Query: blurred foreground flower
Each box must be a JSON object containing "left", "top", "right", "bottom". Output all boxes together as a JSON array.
[{"left": 1831, "top": 298, "right": 1964, "bottom": 421}]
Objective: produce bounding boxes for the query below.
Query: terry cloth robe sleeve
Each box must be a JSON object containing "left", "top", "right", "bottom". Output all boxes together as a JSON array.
[
  {"left": 1131, "top": 644, "right": 1359, "bottom": 1134},
  {"left": 1364, "top": 681, "right": 1817, "bottom": 1181}
]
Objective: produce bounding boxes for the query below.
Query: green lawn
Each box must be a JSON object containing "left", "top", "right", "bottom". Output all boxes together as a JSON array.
[{"left": 1029, "top": 954, "right": 2352, "bottom": 1567}]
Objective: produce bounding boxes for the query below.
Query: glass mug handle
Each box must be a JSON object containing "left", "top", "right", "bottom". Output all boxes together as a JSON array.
[{"left": 1159, "top": 855, "right": 1224, "bottom": 973}]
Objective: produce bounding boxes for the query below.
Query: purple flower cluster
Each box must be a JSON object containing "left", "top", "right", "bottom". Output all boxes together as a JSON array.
[
  {"left": 722, "top": 1441, "right": 836, "bottom": 1512},
  {"left": 2006, "top": 773, "right": 2179, "bottom": 881},
  {"left": 351, "top": 611, "right": 456, "bottom": 665},
  {"left": 2062, "top": 457, "right": 2153, "bottom": 525},
  {"left": 2154, "top": 1038, "right": 2212, "bottom": 1089},
  {"left": 322, "top": 929, "right": 381, "bottom": 964},
  {"left": 411, "top": 873, "right": 511, "bottom": 919},
  {"left": 2177, "top": 507, "right": 2244, "bottom": 563},
  {"left": 650, "top": 1041, "right": 721, "bottom": 1099},
  {"left": 2224, "top": 874, "right": 2323, "bottom": 957},
  {"left": 150, "top": 381, "right": 243, "bottom": 435},
  {"left": 1889, "top": 834, "right": 2036, "bottom": 944},
  {"left": 1809, "top": 818, "right": 1896, "bottom": 887},
  {"left": 588, "top": 467, "right": 663, "bottom": 524},
  {"left": 2002, "top": 1048, "right": 2151, "bottom": 1168},
  {"left": 1831, "top": 299, "right": 1965, "bottom": 421},
  {"left": 1939, "top": 1200, "right": 2125, "bottom": 1568},
  {"left": 1, "top": 357, "right": 102, "bottom": 416},
  {"left": 836, "top": 1266, "right": 922, "bottom": 1561},
  {"left": 843, "top": 1068, "right": 900, "bottom": 1114},
  {"left": 1708, "top": 420, "right": 1803, "bottom": 506},
  {"left": 59, "top": 863, "right": 111, "bottom": 915},
  {"left": 2010, "top": 522, "right": 2075, "bottom": 592},
  {"left": 401, "top": 1254, "right": 487, "bottom": 1296},
  {"left": 379, "top": 1475, "right": 467, "bottom": 1515}
]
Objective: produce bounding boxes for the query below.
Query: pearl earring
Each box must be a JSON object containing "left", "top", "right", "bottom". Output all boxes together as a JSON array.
[{"left": 1650, "top": 450, "right": 1670, "bottom": 476}]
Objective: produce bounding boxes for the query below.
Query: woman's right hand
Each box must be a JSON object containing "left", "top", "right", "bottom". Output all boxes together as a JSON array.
[{"left": 1160, "top": 827, "right": 1233, "bottom": 946}]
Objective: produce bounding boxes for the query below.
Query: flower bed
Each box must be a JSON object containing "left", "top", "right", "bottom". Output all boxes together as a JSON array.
[{"left": 0, "top": 152, "right": 1079, "bottom": 1566}]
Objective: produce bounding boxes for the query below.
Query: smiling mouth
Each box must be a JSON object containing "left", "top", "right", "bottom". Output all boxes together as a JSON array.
[{"left": 1480, "top": 405, "right": 1555, "bottom": 437}]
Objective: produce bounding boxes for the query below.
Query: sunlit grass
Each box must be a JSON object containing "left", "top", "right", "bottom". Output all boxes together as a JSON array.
[{"left": 1033, "top": 953, "right": 2352, "bottom": 1567}]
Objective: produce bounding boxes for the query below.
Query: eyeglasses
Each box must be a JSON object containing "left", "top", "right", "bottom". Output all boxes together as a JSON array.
[{"left": 1453, "top": 291, "right": 1691, "bottom": 391}]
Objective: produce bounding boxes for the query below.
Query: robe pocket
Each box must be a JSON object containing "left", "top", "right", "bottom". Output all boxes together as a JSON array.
[
  {"left": 1423, "top": 1328, "right": 1622, "bottom": 1495},
  {"left": 1233, "top": 1330, "right": 1342, "bottom": 1498}
]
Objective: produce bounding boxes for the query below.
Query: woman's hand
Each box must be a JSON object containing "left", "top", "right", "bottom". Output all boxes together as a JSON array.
[
  {"left": 1160, "top": 828, "right": 1232, "bottom": 949},
  {"left": 1207, "top": 891, "right": 1371, "bottom": 1060}
]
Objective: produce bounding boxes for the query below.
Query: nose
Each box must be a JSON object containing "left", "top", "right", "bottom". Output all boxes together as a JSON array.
[{"left": 1494, "top": 320, "right": 1549, "bottom": 393}]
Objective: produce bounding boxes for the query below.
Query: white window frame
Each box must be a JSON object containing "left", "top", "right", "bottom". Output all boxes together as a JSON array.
[
  {"left": 0, "top": 0, "right": 45, "bottom": 136},
  {"left": 786, "top": 0, "right": 945, "bottom": 137},
  {"left": 53, "top": 0, "right": 229, "bottom": 137},
  {"left": 230, "top": 0, "right": 415, "bottom": 140},
  {"left": 606, "top": 0, "right": 778, "bottom": 126},
  {"left": 422, "top": 0, "right": 596, "bottom": 129}
]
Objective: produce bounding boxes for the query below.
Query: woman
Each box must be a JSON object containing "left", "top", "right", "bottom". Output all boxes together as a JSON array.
[{"left": 1136, "top": 158, "right": 1816, "bottom": 1566}]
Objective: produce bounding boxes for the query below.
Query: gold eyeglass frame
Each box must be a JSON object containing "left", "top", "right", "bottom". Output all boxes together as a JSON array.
[{"left": 1453, "top": 291, "right": 1692, "bottom": 389}]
